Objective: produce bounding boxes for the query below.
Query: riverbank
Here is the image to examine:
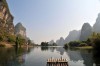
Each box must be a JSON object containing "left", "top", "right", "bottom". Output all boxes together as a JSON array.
[
  {"left": 0, "top": 42, "right": 14, "bottom": 48},
  {"left": 0, "top": 42, "right": 34, "bottom": 48},
  {"left": 74, "top": 46, "right": 93, "bottom": 49}
]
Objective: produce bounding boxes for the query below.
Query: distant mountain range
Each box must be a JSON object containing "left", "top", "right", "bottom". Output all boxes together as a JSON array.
[
  {"left": 55, "top": 13, "right": 100, "bottom": 46},
  {"left": 56, "top": 37, "right": 65, "bottom": 46},
  {"left": 65, "top": 30, "right": 80, "bottom": 43}
]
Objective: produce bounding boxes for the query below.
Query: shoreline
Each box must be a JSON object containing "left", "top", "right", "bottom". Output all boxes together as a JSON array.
[
  {"left": 0, "top": 42, "right": 34, "bottom": 48},
  {"left": 0, "top": 42, "right": 14, "bottom": 48},
  {"left": 74, "top": 46, "right": 93, "bottom": 49},
  {"left": 40, "top": 46, "right": 63, "bottom": 47}
]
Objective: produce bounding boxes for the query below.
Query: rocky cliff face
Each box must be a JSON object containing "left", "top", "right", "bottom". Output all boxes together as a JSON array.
[
  {"left": 0, "top": 0, "right": 14, "bottom": 35},
  {"left": 80, "top": 23, "right": 92, "bottom": 41},
  {"left": 93, "top": 13, "right": 100, "bottom": 33},
  {"left": 15, "top": 23, "right": 26, "bottom": 38},
  {"left": 56, "top": 37, "right": 65, "bottom": 46},
  {"left": 65, "top": 30, "right": 80, "bottom": 43}
]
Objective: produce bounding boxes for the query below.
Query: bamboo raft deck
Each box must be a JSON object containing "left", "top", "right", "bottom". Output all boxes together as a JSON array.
[{"left": 47, "top": 57, "right": 68, "bottom": 66}]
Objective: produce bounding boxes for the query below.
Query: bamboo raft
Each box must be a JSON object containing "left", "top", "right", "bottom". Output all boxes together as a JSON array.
[{"left": 47, "top": 57, "right": 68, "bottom": 66}]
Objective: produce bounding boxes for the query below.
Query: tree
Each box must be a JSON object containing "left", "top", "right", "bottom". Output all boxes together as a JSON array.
[
  {"left": 15, "top": 36, "right": 26, "bottom": 47},
  {"left": 7, "top": 35, "right": 16, "bottom": 43},
  {"left": 52, "top": 43, "right": 57, "bottom": 46},
  {"left": 64, "top": 43, "right": 68, "bottom": 48},
  {"left": 79, "top": 43, "right": 87, "bottom": 47},
  {"left": 0, "top": 35, "right": 3, "bottom": 41},
  {"left": 68, "top": 41, "right": 81, "bottom": 47},
  {"left": 92, "top": 33, "right": 100, "bottom": 50},
  {"left": 28, "top": 39, "right": 31, "bottom": 45},
  {"left": 86, "top": 38, "right": 92, "bottom": 46},
  {"left": 41, "top": 42, "right": 48, "bottom": 46}
]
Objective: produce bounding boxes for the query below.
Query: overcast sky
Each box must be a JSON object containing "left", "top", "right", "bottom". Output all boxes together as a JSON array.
[{"left": 7, "top": 0, "right": 100, "bottom": 44}]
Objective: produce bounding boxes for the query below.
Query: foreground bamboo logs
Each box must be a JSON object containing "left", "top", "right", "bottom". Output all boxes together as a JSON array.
[{"left": 47, "top": 57, "right": 68, "bottom": 66}]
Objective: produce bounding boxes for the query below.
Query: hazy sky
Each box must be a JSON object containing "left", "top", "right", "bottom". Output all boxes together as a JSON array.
[{"left": 7, "top": 0, "right": 100, "bottom": 44}]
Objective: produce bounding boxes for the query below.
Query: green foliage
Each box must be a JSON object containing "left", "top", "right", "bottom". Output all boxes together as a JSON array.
[
  {"left": 64, "top": 43, "right": 68, "bottom": 48},
  {"left": 28, "top": 39, "right": 31, "bottom": 45},
  {"left": 86, "top": 38, "right": 92, "bottom": 46},
  {"left": 65, "top": 40, "right": 88, "bottom": 48},
  {"left": 0, "top": 31, "right": 15, "bottom": 43},
  {"left": 15, "top": 36, "right": 26, "bottom": 47},
  {"left": 0, "top": 32, "right": 6, "bottom": 41},
  {"left": 83, "top": 32, "right": 100, "bottom": 50},
  {"left": 81, "top": 41, "right": 87, "bottom": 43},
  {"left": 88, "top": 32, "right": 100, "bottom": 46},
  {"left": 68, "top": 41, "right": 81, "bottom": 47},
  {"left": 18, "top": 38, "right": 26, "bottom": 45},
  {"left": 41, "top": 42, "right": 57, "bottom": 46},
  {"left": 52, "top": 43, "right": 57, "bottom": 46},
  {"left": 90, "top": 33, "right": 100, "bottom": 50},
  {"left": 79, "top": 43, "right": 87, "bottom": 47},
  {"left": 0, "top": 35, "right": 4, "bottom": 41},
  {"left": 41, "top": 42, "right": 48, "bottom": 46},
  {"left": 64, "top": 32, "right": 100, "bottom": 50},
  {"left": 7, "top": 35, "right": 16, "bottom": 43}
]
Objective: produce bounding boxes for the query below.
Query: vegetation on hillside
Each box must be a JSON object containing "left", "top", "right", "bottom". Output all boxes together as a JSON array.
[
  {"left": 89, "top": 32, "right": 100, "bottom": 50},
  {"left": 0, "top": 31, "right": 16, "bottom": 43},
  {"left": 15, "top": 35, "right": 26, "bottom": 47},
  {"left": 0, "top": 33, "right": 27, "bottom": 47},
  {"left": 64, "top": 32, "right": 100, "bottom": 50},
  {"left": 7, "top": 35, "right": 16, "bottom": 43}
]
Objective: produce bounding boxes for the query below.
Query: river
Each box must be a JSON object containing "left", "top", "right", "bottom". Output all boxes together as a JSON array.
[{"left": 0, "top": 46, "right": 99, "bottom": 66}]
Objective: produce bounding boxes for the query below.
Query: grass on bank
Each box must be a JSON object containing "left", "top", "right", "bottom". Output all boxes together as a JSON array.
[{"left": 74, "top": 46, "right": 93, "bottom": 49}]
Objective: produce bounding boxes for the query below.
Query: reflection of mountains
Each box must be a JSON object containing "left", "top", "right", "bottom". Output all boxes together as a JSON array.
[
  {"left": 67, "top": 49, "right": 94, "bottom": 66},
  {"left": 67, "top": 50, "right": 83, "bottom": 61},
  {"left": 56, "top": 47, "right": 65, "bottom": 55},
  {"left": 80, "top": 49, "right": 94, "bottom": 66},
  {"left": 40, "top": 47, "right": 65, "bottom": 55},
  {"left": 40, "top": 47, "right": 94, "bottom": 66},
  {"left": 93, "top": 50, "right": 100, "bottom": 66},
  {"left": 56, "top": 47, "right": 92, "bottom": 66}
]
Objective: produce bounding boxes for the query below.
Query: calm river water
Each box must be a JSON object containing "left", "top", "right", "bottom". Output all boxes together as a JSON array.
[{"left": 0, "top": 46, "right": 99, "bottom": 66}]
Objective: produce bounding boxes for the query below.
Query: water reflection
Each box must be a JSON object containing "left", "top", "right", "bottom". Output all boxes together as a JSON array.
[
  {"left": 67, "top": 48, "right": 95, "bottom": 66},
  {"left": 0, "top": 47, "right": 31, "bottom": 66},
  {"left": 93, "top": 49, "right": 100, "bottom": 66},
  {"left": 41, "top": 46, "right": 57, "bottom": 52},
  {"left": 41, "top": 47, "right": 49, "bottom": 51},
  {"left": 0, "top": 46, "right": 100, "bottom": 66},
  {"left": 56, "top": 47, "right": 65, "bottom": 55},
  {"left": 80, "top": 49, "right": 94, "bottom": 66}
]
